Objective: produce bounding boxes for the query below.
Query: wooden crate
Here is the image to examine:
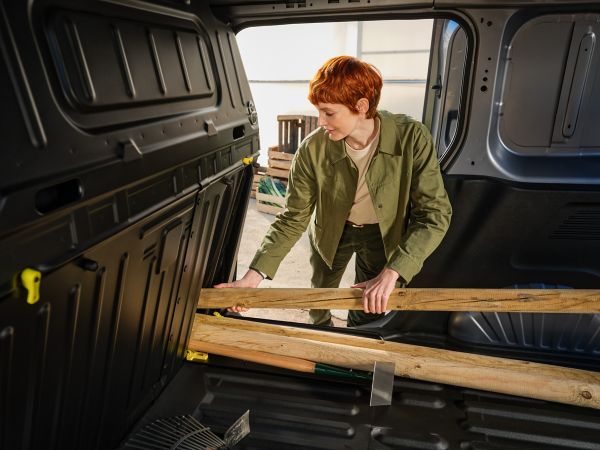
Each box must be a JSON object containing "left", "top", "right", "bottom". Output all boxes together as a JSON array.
[
  {"left": 277, "top": 115, "right": 318, "bottom": 154},
  {"left": 251, "top": 167, "right": 267, "bottom": 198},
  {"left": 256, "top": 192, "right": 285, "bottom": 215},
  {"left": 266, "top": 167, "right": 290, "bottom": 179},
  {"left": 266, "top": 145, "right": 294, "bottom": 180}
]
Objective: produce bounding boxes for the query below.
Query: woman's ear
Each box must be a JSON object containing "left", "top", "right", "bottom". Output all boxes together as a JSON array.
[{"left": 356, "top": 98, "right": 369, "bottom": 115}]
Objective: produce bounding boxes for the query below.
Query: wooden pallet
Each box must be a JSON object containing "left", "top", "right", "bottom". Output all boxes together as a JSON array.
[{"left": 256, "top": 191, "right": 285, "bottom": 215}]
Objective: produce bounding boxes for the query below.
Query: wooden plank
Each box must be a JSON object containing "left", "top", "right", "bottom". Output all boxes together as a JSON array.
[
  {"left": 268, "top": 159, "right": 292, "bottom": 171},
  {"left": 283, "top": 120, "right": 290, "bottom": 153},
  {"left": 278, "top": 120, "right": 284, "bottom": 151},
  {"left": 255, "top": 191, "right": 284, "bottom": 215},
  {"left": 256, "top": 192, "right": 285, "bottom": 205},
  {"left": 191, "top": 315, "right": 600, "bottom": 409},
  {"left": 277, "top": 114, "right": 305, "bottom": 121},
  {"left": 266, "top": 167, "right": 289, "bottom": 179},
  {"left": 256, "top": 202, "right": 283, "bottom": 215},
  {"left": 198, "top": 287, "right": 600, "bottom": 313},
  {"left": 268, "top": 149, "right": 294, "bottom": 161}
]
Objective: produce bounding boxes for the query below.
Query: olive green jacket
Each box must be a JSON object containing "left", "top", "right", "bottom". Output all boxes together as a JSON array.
[{"left": 250, "top": 111, "right": 452, "bottom": 283}]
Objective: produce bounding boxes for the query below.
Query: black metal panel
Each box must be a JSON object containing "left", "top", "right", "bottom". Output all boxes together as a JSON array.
[
  {"left": 0, "top": 166, "right": 252, "bottom": 450},
  {"left": 0, "top": 0, "right": 257, "bottom": 447},
  {"left": 411, "top": 177, "right": 600, "bottom": 289},
  {"left": 118, "top": 361, "right": 600, "bottom": 450},
  {"left": 45, "top": 9, "right": 215, "bottom": 125},
  {"left": 0, "top": 0, "right": 258, "bottom": 203}
]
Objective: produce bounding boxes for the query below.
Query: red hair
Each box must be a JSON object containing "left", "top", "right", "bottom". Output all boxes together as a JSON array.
[{"left": 308, "top": 56, "right": 382, "bottom": 119}]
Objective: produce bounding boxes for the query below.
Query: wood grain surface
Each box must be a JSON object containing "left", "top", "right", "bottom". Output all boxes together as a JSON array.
[
  {"left": 191, "top": 314, "right": 600, "bottom": 409},
  {"left": 199, "top": 288, "right": 600, "bottom": 313}
]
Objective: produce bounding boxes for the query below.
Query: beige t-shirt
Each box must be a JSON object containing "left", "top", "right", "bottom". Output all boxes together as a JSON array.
[{"left": 345, "top": 119, "right": 380, "bottom": 225}]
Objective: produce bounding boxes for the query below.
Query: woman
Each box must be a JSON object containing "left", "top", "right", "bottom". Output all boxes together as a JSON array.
[{"left": 216, "top": 56, "right": 452, "bottom": 327}]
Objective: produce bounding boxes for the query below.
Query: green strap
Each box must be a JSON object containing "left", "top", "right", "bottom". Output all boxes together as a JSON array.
[{"left": 314, "top": 363, "right": 372, "bottom": 381}]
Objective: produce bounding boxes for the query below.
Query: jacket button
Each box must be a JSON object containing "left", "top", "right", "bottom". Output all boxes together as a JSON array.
[{"left": 378, "top": 204, "right": 382, "bottom": 208}]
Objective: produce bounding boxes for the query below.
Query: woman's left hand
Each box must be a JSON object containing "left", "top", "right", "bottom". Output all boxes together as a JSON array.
[{"left": 351, "top": 267, "right": 400, "bottom": 314}]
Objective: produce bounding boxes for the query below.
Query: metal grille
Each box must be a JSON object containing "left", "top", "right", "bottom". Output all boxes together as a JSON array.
[{"left": 125, "top": 415, "right": 225, "bottom": 450}]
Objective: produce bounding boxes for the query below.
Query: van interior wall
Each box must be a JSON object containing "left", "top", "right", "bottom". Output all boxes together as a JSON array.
[{"left": 0, "top": 1, "right": 257, "bottom": 448}]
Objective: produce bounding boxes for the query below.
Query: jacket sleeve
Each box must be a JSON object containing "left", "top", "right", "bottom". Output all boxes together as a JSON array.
[
  {"left": 386, "top": 124, "right": 452, "bottom": 283},
  {"left": 249, "top": 143, "right": 317, "bottom": 279}
]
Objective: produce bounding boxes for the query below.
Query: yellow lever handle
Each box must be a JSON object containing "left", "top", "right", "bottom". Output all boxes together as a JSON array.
[{"left": 21, "top": 268, "right": 41, "bottom": 304}]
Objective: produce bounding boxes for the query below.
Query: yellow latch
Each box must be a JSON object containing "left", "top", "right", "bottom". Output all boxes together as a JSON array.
[
  {"left": 185, "top": 349, "right": 209, "bottom": 363},
  {"left": 21, "top": 268, "right": 41, "bottom": 304},
  {"left": 242, "top": 156, "right": 253, "bottom": 166}
]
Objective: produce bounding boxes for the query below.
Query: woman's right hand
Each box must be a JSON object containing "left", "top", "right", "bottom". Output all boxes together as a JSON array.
[{"left": 213, "top": 268, "right": 264, "bottom": 312}]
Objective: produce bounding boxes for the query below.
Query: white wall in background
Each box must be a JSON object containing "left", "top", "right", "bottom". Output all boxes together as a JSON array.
[{"left": 237, "top": 20, "right": 433, "bottom": 165}]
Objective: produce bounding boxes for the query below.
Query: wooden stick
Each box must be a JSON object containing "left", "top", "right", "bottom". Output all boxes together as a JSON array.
[
  {"left": 190, "top": 340, "right": 372, "bottom": 380},
  {"left": 191, "top": 314, "right": 600, "bottom": 409},
  {"left": 199, "top": 288, "right": 600, "bottom": 313},
  {"left": 190, "top": 340, "right": 315, "bottom": 373}
]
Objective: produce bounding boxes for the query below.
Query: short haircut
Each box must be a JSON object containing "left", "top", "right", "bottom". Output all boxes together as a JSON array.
[{"left": 308, "top": 56, "right": 383, "bottom": 119}]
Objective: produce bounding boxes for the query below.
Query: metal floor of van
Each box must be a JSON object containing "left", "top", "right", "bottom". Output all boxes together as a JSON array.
[{"left": 119, "top": 354, "right": 600, "bottom": 450}]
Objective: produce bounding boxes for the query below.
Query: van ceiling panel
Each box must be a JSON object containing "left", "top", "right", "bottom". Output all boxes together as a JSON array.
[
  {"left": 208, "top": 0, "right": 432, "bottom": 5},
  {"left": 209, "top": 0, "right": 434, "bottom": 30},
  {"left": 433, "top": 0, "right": 600, "bottom": 5}
]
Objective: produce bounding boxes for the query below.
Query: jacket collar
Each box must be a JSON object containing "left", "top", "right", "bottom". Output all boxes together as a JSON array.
[{"left": 327, "top": 110, "right": 402, "bottom": 165}]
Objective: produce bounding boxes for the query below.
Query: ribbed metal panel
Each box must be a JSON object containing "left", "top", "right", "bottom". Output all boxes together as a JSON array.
[
  {"left": 550, "top": 209, "right": 600, "bottom": 240},
  {"left": 0, "top": 172, "right": 248, "bottom": 449},
  {"left": 449, "top": 312, "right": 600, "bottom": 354},
  {"left": 0, "top": 326, "right": 14, "bottom": 450}
]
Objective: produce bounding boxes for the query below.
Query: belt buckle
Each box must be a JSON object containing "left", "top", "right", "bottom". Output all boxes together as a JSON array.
[{"left": 350, "top": 222, "right": 364, "bottom": 228}]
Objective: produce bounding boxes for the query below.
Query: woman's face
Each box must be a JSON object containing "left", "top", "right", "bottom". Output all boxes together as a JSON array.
[{"left": 316, "top": 102, "right": 361, "bottom": 141}]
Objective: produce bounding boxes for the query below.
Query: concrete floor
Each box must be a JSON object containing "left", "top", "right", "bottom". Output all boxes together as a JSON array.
[{"left": 236, "top": 199, "right": 352, "bottom": 326}]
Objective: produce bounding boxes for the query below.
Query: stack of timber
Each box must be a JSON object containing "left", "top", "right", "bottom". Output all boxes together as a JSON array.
[
  {"left": 190, "top": 313, "right": 600, "bottom": 410},
  {"left": 195, "top": 288, "right": 600, "bottom": 409}
]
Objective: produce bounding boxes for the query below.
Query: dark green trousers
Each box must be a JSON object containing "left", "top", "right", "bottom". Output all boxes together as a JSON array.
[{"left": 309, "top": 222, "right": 390, "bottom": 327}]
